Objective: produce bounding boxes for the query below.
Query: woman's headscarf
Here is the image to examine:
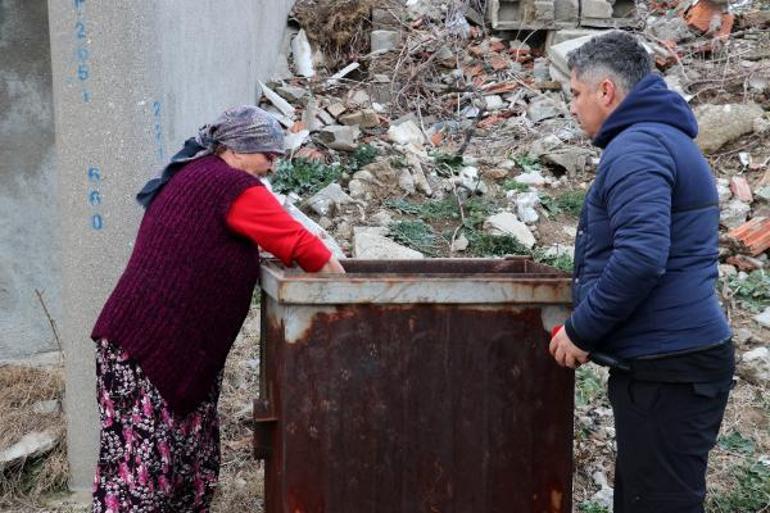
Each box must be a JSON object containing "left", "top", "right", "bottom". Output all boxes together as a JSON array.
[{"left": 136, "top": 105, "right": 285, "bottom": 208}]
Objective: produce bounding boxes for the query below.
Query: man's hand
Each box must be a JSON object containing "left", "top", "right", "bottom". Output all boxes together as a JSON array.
[
  {"left": 549, "top": 326, "right": 589, "bottom": 369},
  {"left": 319, "top": 257, "right": 345, "bottom": 274}
]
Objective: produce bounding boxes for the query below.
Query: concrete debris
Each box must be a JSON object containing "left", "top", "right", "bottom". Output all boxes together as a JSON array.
[
  {"left": 276, "top": 85, "right": 309, "bottom": 102},
  {"left": 327, "top": 102, "right": 347, "bottom": 119},
  {"left": 739, "top": 346, "right": 770, "bottom": 383},
  {"left": 716, "top": 178, "right": 732, "bottom": 204},
  {"left": 406, "top": 153, "right": 433, "bottom": 196},
  {"left": 511, "top": 191, "right": 541, "bottom": 224},
  {"left": 483, "top": 95, "right": 506, "bottom": 110},
  {"left": 547, "top": 34, "right": 599, "bottom": 77},
  {"left": 387, "top": 120, "right": 426, "bottom": 146},
  {"left": 694, "top": 103, "right": 764, "bottom": 152},
  {"left": 527, "top": 96, "right": 563, "bottom": 123},
  {"left": 291, "top": 29, "right": 315, "bottom": 78},
  {"left": 648, "top": 15, "right": 692, "bottom": 42},
  {"left": 455, "top": 166, "right": 489, "bottom": 196},
  {"left": 371, "top": 30, "right": 400, "bottom": 52},
  {"left": 0, "top": 431, "right": 59, "bottom": 471},
  {"left": 451, "top": 233, "right": 470, "bottom": 252},
  {"left": 353, "top": 226, "right": 424, "bottom": 259},
  {"left": 581, "top": 0, "right": 614, "bottom": 19},
  {"left": 720, "top": 199, "right": 751, "bottom": 229},
  {"left": 306, "top": 183, "right": 354, "bottom": 217},
  {"left": 339, "top": 109, "right": 380, "bottom": 128},
  {"left": 259, "top": 80, "right": 296, "bottom": 118},
  {"left": 754, "top": 307, "right": 770, "bottom": 328},
  {"left": 326, "top": 62, "right": 360, "bottom": 86},
  {"left": 515, "top": 170, "right": 548, "bottom": 186},
  {"left": 284, "top": 129, "right": 310, "bottom": 152},
  {"left": 543, "top": 147, "right": 592, "bottom": 175},
  {"left": 317, "top": 125, "right": 360, "bottom": 151},
  {"left": 483, "top": 212, "right": 536, "bottom": 249}
]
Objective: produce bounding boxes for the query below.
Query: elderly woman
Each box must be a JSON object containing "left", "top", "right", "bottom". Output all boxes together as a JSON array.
[{"left": 90, "top": 105, "right": 344, "bottom": 512}]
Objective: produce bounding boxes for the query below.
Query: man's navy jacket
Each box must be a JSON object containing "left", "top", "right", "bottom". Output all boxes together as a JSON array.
[{"left": 564, "top": 74, "right": 731, "bottom": 359}]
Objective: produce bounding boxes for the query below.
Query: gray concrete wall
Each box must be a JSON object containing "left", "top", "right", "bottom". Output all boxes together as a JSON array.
[
  {"left": 47, "top": 0, "right": 294, "bottom": 491},
  {"left": 0, "top": 0, "right": 59, "bottom": 360}
]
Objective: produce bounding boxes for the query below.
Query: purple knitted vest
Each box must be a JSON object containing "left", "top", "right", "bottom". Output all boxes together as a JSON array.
[{"left": 92, "top": 155, "right": 262, "bottom": 414}]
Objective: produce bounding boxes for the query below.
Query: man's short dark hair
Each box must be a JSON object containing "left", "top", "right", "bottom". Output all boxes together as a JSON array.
[{"left": 567, "top": 31, "right": 652, "bottom": 93}]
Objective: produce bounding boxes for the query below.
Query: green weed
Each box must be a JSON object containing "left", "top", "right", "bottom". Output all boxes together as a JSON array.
[
  {"left": 575, "top": 366, "right": 604, "bottom": 407},
  {"left": 348, "top": 144, "right": 379, "bottom": 171},
  {"left": 579, "top": 501, "right": 609, "bottom": 513},
  {"left": 707, "top": 461, "right": 770, "bottom": 513},
  {"left": 271, "top": 158, "right": 341, "bottom": 196},
  {"left": 387, "top": 220, "right": 439, "bottom": 255},
  {"left": 728, "top": 270, "right": 770, "bottom": 312},
  {"left": 718, "top": 431, "right": 755, "bottom": 455}
]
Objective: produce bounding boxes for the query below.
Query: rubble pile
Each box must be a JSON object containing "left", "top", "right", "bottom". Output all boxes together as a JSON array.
[{"left": 257, "top": 0, "right": 770, "bottom": 509}]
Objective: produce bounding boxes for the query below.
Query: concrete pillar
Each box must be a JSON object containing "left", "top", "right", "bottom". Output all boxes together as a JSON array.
[
  {"left": 47, "top": 0, "right": 294, "bottom": 491},
  {"left": 0, "top": 0, "right": 58, "bottom": 360}
]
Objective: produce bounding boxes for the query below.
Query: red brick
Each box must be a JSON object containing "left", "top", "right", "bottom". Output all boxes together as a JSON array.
[
  {"left": 730, "top": 176, "right": 753, "bottom": 203},
  {"left": 727, "top": 217, "right": 770, "bottom": 256}
]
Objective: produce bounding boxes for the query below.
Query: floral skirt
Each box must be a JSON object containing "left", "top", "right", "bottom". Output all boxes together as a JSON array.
[{"left": 92, "top": 339, "right": 222, "bottom": 513}]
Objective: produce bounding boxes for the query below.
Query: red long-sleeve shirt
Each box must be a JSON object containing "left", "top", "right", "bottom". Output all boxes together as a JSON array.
[{"left": 226, "top": 186, "right": 332, "bottom": 271}]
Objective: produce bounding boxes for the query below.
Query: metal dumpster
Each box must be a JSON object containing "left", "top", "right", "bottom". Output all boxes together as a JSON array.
[{"left": 255, "top": 258, "right": 574, "bottom": 513}]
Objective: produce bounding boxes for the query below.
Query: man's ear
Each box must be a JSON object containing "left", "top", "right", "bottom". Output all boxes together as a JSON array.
[{"left": 599, "top": 78, "right": 616, "bottom": 105}]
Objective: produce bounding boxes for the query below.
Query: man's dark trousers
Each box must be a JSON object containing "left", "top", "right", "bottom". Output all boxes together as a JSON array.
[{"left": 608, "top": 372, "right": 731, "bottom": 513}]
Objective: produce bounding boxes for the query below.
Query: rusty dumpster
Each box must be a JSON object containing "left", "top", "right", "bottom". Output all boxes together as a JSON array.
[{"left": 255, "top": 258, "right": 574, "bottom": 513}]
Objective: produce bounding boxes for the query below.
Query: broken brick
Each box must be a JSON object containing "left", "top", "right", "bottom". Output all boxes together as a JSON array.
[
  {"left": 489, "top": 39, "right": 507, "bottom": 52},
  {"left": 430, "top": 131, "right": 444, "bottom": 146},
  {"left": 478, "top": 115, "right": 505, "bottom": 129},
  {"left": 289, "top": 120, "right": 306, "bottom": 133},
  {"left": 488, "top": 54, "right": 511, "bottom": 71},
  {"left": 726, "top": 254, "right": 764, "bottom": 272},
  {"left": 481, "top": 81, "right": 518, "bottom": 94},
  {"left": 686, "top": 0, "right": 723, "bottom": 33},
  {"left": 295, "top": 147, "right": 326, "bottom": 162},
  {"left": 727, "top": 217, "right": 770, "bottom": 256},
  {"left": 730, "top": 176, "right": 753, "bottom": 203},
  {"left": 685, "top": 0, "right": 733, "bottom": 39}
]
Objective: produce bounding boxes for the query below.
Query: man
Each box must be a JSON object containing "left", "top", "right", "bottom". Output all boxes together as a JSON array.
[{"left": 548, "top": 31, "right": 734, "bottom": 512}]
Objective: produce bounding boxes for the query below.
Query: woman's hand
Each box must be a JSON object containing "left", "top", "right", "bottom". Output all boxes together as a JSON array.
[{"left": 318, "top": 257, "right": 345, "bottom": 274}]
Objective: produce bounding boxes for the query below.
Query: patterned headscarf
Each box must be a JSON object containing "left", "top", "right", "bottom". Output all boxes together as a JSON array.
[{"left": 136, "top": 105, "right": 285, "bottom": 208}]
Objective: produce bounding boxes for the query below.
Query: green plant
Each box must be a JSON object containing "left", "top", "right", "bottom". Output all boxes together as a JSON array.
[
  {"left": 707, "top": 461, "right": 770, "bottom": 513},
  {"left": 579, "top": 501, "right": 609, "bottom": 513},
  {"left": 556, "top": 190, "right": 586, "bottom": 217},
  {"left": 349, "top": 144, "right": 378, "bottom": 171},
  {"left": 462, "top": 198, "right": 497, "bottom": 229},
  {"left": 271, "top": 158, "right": 341, "bottom": 196},
  {"left": 575, "top": 366, "right": 604, "bottom": 407},
  {"left": 385, "top": 198, "right": 461, "bottom": 221},
  {"left": 533, "top": 249, "right": 574, "bottom": 273},
  {"left": 466, "top": 231, "right": 530, "bottom": 257},
  {"left": 718, "top": 431, "right": 755, "bottom": 455},
  {"left": 388, "top": 221, "right": 439, "bottom": 255},
  {"left": 728, "top": 270, "right": 770, "bottom": 312},
  {"left": 502, "top": 179, "right": 530, "bottom": 193},
  {"left": 514, "top": 153, "right": 542, "bottom": 173},
  {"left": 541, "top": 191, "right": 586, "bottom": 218}
]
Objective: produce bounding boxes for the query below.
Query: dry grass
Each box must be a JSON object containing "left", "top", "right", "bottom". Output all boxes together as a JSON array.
[
  {"left": 210, "top": 307, "right": 265, "bottom": 513},
  {"left": 292, "top": 0, "right": 383, "bottom": 68},
  {"left": 0, "top": 365, "right": 68, "bottom": 508}
]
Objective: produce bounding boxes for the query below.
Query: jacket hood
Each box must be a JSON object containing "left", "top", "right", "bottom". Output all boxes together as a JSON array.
[{"left": 593, "top": 74, "right": 698, "bottom": 148}]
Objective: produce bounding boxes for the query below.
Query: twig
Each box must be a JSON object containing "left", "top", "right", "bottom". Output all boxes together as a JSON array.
[{"left": 34, "top": 289, "right": 64, "bottom": 360}]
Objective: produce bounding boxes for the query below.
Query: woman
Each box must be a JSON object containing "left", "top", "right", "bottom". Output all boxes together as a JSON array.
[{"left": 90, "top": 105, "right": 344, "bottom": 512}]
